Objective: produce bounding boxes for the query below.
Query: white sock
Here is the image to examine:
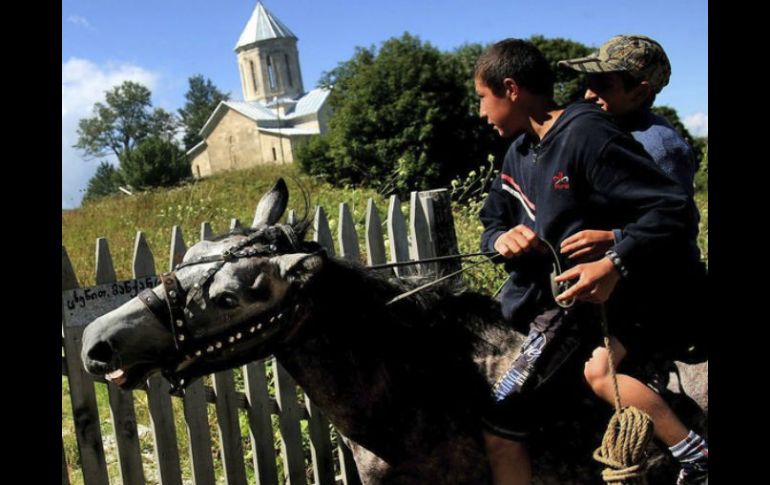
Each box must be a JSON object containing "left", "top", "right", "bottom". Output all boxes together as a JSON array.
[{"left": 669, "top": 430, "right": 708, "bottom": 471}]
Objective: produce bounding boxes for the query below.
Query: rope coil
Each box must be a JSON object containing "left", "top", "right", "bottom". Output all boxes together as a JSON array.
[{"left": 592, "top": 305, "right": 655, "bottom": 484}]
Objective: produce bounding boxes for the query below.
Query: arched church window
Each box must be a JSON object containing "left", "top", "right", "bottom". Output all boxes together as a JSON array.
[
  {"left": 285, "top": 54, "right": 293, "bottom": 87},
  {"left": 267, "top": 56, "right": 278, "bottom": 91},
  {"left": 249, "top": 60, "right": 258, "bottom": 93}
]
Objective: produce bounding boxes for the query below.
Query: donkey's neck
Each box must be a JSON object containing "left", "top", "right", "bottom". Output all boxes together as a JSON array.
[{"left": 273, "top": 260, "right": 422, "bottom": 446}]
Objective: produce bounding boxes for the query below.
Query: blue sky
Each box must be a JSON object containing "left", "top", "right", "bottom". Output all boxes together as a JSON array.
[{"left": 62, "top": 0, "right": 708, "bottom": 208}]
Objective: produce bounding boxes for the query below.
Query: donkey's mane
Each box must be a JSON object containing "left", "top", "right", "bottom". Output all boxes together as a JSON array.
[{"left": 206, "top": 227, "right": 504, "bottom": 342}]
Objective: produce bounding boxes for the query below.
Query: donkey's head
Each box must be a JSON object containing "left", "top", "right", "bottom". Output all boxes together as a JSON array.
[{"left": 81, "top": 179, "right": 326, "bottom": 391}]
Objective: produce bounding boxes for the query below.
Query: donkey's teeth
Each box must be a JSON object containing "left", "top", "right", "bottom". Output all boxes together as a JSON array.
[
  {"left": 106, "top": 369, "right": 124, "bottom": 379},
  {"left": 106, "top": 369, "right": 127, "bottom": 386}
]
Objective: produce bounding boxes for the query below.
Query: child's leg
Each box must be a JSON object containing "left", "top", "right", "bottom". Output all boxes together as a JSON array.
[
  {"left": 582, "top": 337, "right": 688, "bottom": 445},
  {"left": 583, "top": 338, "right": 708, "bottom": 483},
  {"left": 483, "top": 431, "right": 532, "bottom": 485}
]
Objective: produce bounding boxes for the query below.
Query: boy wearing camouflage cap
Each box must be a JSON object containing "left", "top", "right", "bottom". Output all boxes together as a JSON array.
[
  {"left": 558, "top": 35, "right": 708, "bottom": 485},
  {"left": 559, "top": 34, "right": 697, "bottom": 194}
]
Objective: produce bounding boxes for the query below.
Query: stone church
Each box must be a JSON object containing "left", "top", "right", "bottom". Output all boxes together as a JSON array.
[{"left": 189, "top": 2, "right": 331, "bottom": 178}]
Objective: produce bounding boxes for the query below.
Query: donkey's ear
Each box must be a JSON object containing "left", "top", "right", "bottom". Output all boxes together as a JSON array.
[
  {"left": 252, "top": 178, "right": 288, "bottom": 228},
  {"left": 270, "top": 251, "right": 325, "bottom": 285}
]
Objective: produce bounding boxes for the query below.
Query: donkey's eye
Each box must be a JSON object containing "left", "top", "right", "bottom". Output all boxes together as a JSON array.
[{"left": 214, "top": 292, "right": 240, "bottom": 310}]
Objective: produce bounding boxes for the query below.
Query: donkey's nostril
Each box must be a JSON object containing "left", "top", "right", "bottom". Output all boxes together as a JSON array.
[{"left": 87, "top": 341, "right": 114, "bottom": 365}]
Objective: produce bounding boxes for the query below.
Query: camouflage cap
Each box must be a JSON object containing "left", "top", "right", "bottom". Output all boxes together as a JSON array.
[{"left": 557, "top": 35, "right": 671, "bottom": 93}]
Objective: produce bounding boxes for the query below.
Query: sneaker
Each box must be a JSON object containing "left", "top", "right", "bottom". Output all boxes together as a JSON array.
[{"left": 676, "top": 464, "right": 708, "bottom": 485}]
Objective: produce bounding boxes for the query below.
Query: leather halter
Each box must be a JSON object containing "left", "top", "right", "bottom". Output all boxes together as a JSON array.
[{"left": 136, "top": 225, "right": 304, "bottom": 394}]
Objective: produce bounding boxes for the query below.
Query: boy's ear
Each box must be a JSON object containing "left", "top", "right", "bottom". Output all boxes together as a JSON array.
[
  {"left": 503, "top": 78, "right": 519, "bottom": 100},
  {"left": 631, "top": 81, "right": 652, "bottom": 105}
]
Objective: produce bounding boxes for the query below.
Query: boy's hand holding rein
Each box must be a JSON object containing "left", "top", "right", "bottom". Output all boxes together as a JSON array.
[
  {"left": 493, "top": 224, "right": 545, "bottom": 258},
  {"left": 553, "top": 257, "right": 620, "bottom": 304}
]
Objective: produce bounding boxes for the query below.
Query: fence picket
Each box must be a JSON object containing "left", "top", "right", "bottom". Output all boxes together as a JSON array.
[
  {"left": 338, "top": 203, "right": 360, "bottom": 262},
  {"left": 418, "top": 189, "right": 461, "bottom": 276},
  {"left": 409, "top": 192, "right": 436, "bottom": 275},
  {"left": 365, "top": 199, "right": 387, "bottom": 267},
  {"left": 313, "top": 206, "right": 335, "bottom": 255},
  {"left": 243, "top": 360, "right": 279, "bottom": 485},
  {"left": 212, "top": 371, "right": 248, "bottom": 485},
  {"left": 62, "top": 438, "right": 70, "bottom": 485},
  {"left": 133, "top": 233, "right": 183, "bottom": 485},
  {"left": 177, "top": 229, "right": 216, "bottom": 485},
  {"left": 200, "top": 222, "right": 213, "bottom": 242},
  {"left": 387, "top": 195, "right": 412, "bottom": 278},
  {"left": 96, "top": 238, "right": 146, "bottom": 485},
  {"left": 61, "top": 246, "right": 110, "bottom": 485},
  {"left": 273, "top": 361, "right": 307, "bottom": 485}
]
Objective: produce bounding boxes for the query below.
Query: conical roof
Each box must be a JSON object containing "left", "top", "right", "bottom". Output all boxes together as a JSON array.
[{"left": 235, "top": 2, "right": 297, "bottom": 50}]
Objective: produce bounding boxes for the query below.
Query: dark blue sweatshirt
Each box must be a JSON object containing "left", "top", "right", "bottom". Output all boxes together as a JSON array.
[{"left": 480, "top": 100, "right": 700, "bottom": 327}]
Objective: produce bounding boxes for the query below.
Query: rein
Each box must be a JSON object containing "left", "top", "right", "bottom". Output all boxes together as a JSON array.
[{"left": 379, "top": 240, "right": 575, "bottom": 308}]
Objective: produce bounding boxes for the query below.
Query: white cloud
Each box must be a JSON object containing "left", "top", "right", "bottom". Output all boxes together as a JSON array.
[
  {"left": 683, "top": 112, "right": 708, "bottom": 138},
  {"left": 67, "top": 15, "right": 91, "bottom": 29},
  {"left": 62, "top": 58, "right": 159, "bottom": 208}
]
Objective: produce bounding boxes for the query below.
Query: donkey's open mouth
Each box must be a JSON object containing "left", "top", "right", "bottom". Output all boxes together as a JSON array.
[{"left": 103, "top": 363, "right": 159, "bottom": 389}]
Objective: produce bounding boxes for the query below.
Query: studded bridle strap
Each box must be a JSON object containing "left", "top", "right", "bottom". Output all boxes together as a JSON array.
[
  {"left": 150, "top": 226, "right": 305, "bottom": 393},
  {"left": 138, "top": 288, "right": 170, "bottom": 325},
  {"left": 161, "top": 272, "right": 191, "bottom": 351}
]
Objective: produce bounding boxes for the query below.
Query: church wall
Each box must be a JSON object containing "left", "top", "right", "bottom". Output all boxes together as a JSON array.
[
  {"left": 205, "top": 110, "right": 263, "bottom": 173},
  {"left": 291, "top": 118, "right": 321, "bottom": 132},
  {"left": 258, "top": 132, "right": 297, "bottom": 164},
  {"left": 190, "top": 149, "right": 212, "bottom": 179}
]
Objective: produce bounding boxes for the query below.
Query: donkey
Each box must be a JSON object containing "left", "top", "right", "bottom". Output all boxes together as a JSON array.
[{"left": 81, "top": 179, "right": 707, "bottom": 484}]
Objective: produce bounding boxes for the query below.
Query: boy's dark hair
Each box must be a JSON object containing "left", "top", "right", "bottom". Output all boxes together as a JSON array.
[{"left": 474, "top": 39, "right": 555, "bottom": 98}]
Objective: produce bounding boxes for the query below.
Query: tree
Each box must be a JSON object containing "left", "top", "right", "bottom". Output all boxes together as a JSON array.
[
  {"left": 83, "top": 161, "right": 123, "bottom": 203},
  {"left": 178, "top": 75, "right": 230, "bottom": 151},
  {"left": 74, "top": 81, "right": 177, "bottom": 163},
  {"left": 304, "top": 34, "right": 496, "bottom": 194},
  {"left": 121, "top": 137, "right": 189, "bottom": 189},
  {"left": 76, "top": 81, "right": 188, "bottom": 196}
]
